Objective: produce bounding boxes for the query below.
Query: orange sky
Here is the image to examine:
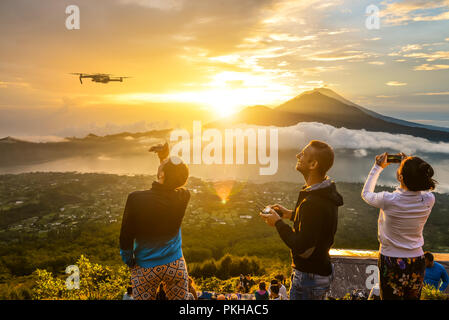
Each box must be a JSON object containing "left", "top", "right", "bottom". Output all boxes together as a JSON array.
[{"left": 1, "top": 0, "right": 449, "bottom": 137}]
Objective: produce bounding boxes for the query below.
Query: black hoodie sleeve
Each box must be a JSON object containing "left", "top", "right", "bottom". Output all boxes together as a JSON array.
[
  {"left": 119, "top": 193, "right": 135, "bottom": 265},
  {"left": 174, "top": 188, "right": 191, "bottom": 212},
  {"left": 274, "top": 200, "right": 323, "bottom": 256}
]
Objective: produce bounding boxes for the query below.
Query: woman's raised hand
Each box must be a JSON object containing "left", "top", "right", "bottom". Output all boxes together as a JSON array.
[{"left": 375, "top": 152, "right": 389, "bottom": 169}]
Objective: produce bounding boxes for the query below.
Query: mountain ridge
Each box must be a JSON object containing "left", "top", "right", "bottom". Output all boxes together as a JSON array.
[
  {"left": 312, "top": 87, "right": 449, "bottom": 133},
  {"left": 208, "top": 88, "right": 449, "bottom": 142}
]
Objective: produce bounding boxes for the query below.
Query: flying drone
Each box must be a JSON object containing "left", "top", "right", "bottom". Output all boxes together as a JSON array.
[{"left": 70, "top": 73, "right": 130, "bottom": 84}]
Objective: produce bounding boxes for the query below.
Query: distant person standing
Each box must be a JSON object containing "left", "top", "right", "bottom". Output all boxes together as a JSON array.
[
  {"left": 242, "top": 274, "right": 252, "bottom": 293},
  {"left": 424, "top": 252, "right": 449, "bottom": 292},
  {"left": 260, "top": 140, "right": 343, "bottom": 300},
  {"left": 268, "top": 280, "right": 284, "bottom": 300},
  {"left": 275, "top": 274, "right": 288, "bottom": 300},
  {"left": 362, "top": 153, "right": 436, "bottom": 300},
  {"left": 254, "top": 282, "right": 269, "bottom": 300},
  {"left": 239, "top": 274, "right": 245, "bottom": 292},
  {"left": 119, "top": 143, "right": 191, "bottom": 300}
]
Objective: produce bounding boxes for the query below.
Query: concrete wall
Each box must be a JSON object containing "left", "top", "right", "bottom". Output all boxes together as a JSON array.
[{"left": 329, "top": 256, "right": 449, "bottom": 298}]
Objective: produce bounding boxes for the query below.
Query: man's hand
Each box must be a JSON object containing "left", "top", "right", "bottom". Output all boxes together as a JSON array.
[
  {"left": 270, "top": 203, "right": 292, "bottom": 220},
  {"left": 149, "top": 142, "right": 169, "bottom": 162},
  {"left": 260, "top": 208, "right": 281, "bottom": 227}
]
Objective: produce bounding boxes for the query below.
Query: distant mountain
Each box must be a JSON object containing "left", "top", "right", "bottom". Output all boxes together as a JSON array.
[
  {"left": 313, "top": 87, "right": 449, "bottom": 133},
  {"left": 209, "top": 88, "right": 449, "bottom": 142},
  {"left": 0, "top": 136, "right": 29, "bottom": 144},
  {"left": 0, "top": 129, "right": 172, "bottom": 167}
]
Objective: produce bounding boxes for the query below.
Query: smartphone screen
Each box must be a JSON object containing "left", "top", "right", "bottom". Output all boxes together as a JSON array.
[{"left": 387, "top": 154, "right": 402, "bottom": 163}]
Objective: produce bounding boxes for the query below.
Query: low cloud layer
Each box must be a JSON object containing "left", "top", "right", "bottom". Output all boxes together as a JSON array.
[{"left": 242, "top": 122, "right": 449, "bottom": 155}]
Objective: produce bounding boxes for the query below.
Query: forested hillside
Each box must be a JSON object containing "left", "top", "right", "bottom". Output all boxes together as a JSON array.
[{"left": 1, "top": 172, "right": 449, "bottom": 298}]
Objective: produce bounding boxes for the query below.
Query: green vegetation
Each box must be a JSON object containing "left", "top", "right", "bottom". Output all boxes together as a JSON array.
[
  {"left": 31, "top": 255, "right": 129, "bottom": 300},
  {"left": 421, "top": 285, "right": 449, "bottom": 300},
  {"left": 189, "top": 254, "right": 265, "bottom": 279}
]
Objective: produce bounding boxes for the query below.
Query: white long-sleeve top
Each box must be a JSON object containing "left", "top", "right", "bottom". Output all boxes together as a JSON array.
[{"left": 361, "top": 164, "right": 435, "bottom": 258}]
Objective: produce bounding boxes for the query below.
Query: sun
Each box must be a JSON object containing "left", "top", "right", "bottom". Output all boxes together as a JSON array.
[
  {"left": 107, "top": 71, "right": 292, "bottom": 118},
  {"left": 200, "top": 72, "right": 269, "bottom": 118},
  {"left": 205, "top": 90, "right": 240, "bottom": 118}
]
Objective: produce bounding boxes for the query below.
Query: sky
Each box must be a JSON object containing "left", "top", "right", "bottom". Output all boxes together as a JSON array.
[{"left": 1, "top": 0, "right": 449, "bottom": 137}]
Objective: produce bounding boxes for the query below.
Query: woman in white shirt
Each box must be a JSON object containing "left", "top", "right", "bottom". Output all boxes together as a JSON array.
[{"left": 362, "top": 153, "right": 436, "bottom": 300}]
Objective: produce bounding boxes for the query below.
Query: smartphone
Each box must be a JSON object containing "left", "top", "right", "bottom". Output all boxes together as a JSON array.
[
  {"left": 255, "top": 200, "right": 283, "bottom": 217},
  {"left": 387, "top": 154, "right": 402, "bottom": 163},
  {"left": 255, "top": 203, "right": 271, "bottom": 214}
]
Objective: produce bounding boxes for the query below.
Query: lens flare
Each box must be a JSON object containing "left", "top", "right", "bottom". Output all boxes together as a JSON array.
[{"left": 213, "top": 180, "right": 235, "bottom": 204}]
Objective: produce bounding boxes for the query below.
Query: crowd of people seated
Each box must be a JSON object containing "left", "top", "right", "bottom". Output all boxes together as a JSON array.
[{"left": 123, "top": 261, "right": 448, "bottom": 301}]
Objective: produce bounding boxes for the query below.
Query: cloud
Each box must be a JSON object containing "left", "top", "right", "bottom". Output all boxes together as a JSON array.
[
  {"left": 376, "top": 95, "right": 398, "bottom": 98},
  {"left": 386, "top": 81, "right": 407, "bottom": 86},
  {"left": 414, "top": 64, "right": 449, "bottom": 70},
  {"left": 307, "top": 50, "right": 370, "bottom": 61},
  {"left": 7, "top": 136, "right": 69, "bottom": 143},
  {"left": 400, "top": 44, "right": 423, "bottom": 52},
  {"left": 0, "top": 102, "right": 173, "bottom": 137},
  {"left": 365, "top": 37, "right": 382, "bottom": 41},
  {"left": 118, "top": 0, "right": 184, "bottom": 11},
  {"left": 404, "top": 51, "right": 449, "bottom": 61},
  {"left": 414, "top": 91, "right": 449, "bottom": 96},
  {"left": 368, "top": 61, "right": 385, "bottom": 65},
  {"left": 300, "top": 65, "right": 344, "bottom": 76},
  {"left": 0, "top": 80, "right": 30, "bottom": 88},
  {"left": 263, "top": 122, "right": 449, "bottom": 155},
  {"left": 268, "top": 33, "right": 316, "bottom": 42},
  {"left": 209, "top": 122, "right": 449, "bottom": 155},
  {"left": 354, "top": 149, "right": 368, "bottom": 157},
  {"left": 381, "top": 0, "right": 449, "bottom": 25}
]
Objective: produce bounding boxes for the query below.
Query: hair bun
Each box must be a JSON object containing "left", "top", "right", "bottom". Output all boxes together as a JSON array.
[{"left": 418, "top": 162, "right": 433, "bottom": 178}]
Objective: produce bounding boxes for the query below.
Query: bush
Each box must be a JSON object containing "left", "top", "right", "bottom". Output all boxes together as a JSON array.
[
  {"left": 0, "top": 284, "right": 33, "bottom": 300},
  {"left": 421, "top": 285, "right": 449, "bottom": 300},
  {"left": 189, "top": 254, "right": 265, "bottom": 280},
  {"left": 32, "top": 255, "right": 130, "bottom": 300},
  {"left": 337, "top": 285, "right": 449, "bottom": 300},
  {"left": 184, "top": 248, "right": 213, "bottom": 262}
]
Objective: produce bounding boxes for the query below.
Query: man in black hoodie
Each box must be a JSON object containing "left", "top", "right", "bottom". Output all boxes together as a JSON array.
[{"left": 260, "top": 140, "right": 343, "bottom": 300}]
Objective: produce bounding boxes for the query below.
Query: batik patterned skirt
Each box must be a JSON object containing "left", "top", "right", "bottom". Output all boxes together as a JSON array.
[{"left": 130, "top": 257, "right": 189, "bottom": 300}]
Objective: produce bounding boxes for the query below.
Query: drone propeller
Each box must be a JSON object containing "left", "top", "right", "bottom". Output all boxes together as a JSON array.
[
  {"left": 115, "top": 76, "right": 131, "bottom": 82},
  {"left": 70, "top": 73, "right": 85, "bottom": 84}
]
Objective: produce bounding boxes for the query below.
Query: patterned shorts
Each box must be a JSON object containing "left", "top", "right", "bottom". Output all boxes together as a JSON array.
[
  {"left": 130, "top": 257, "right": 189, "bottom": 300},
  {"left": 378, "top": 254, "right": 425, "bottom": 300}
]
